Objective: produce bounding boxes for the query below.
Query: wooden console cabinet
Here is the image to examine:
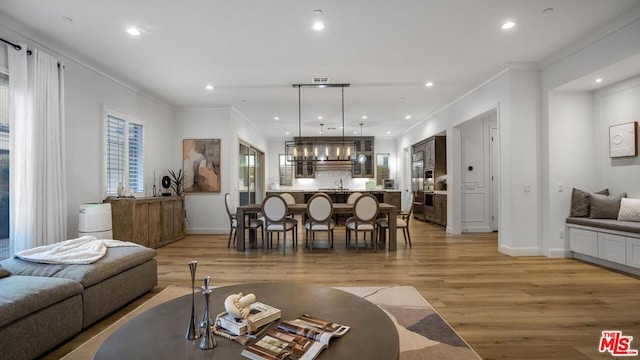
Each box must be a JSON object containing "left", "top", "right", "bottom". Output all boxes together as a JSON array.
[{"left": 104, "top": 197, "right": 185, "bottom": 248}]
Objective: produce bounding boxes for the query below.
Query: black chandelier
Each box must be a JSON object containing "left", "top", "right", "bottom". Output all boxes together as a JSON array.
[{"left": 285, "top": 84, "right": 357, "bottom": 162}]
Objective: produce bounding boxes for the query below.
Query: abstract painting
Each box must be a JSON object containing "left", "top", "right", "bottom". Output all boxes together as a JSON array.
[
  {"left": 183, "top": 139, "right": 221, "bottom": 192},
  {"left": 609, "top": 122, "right": 638, "bottom": 158}
]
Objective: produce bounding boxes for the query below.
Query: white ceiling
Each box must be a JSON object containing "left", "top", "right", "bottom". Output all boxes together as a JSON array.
[{"left": 1, "top": 0, "right": 639, "bottom": 139}]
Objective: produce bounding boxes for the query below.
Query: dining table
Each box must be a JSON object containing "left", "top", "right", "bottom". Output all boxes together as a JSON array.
[{"left": 236, "top": 202, "right": 398, "bottom": 252}]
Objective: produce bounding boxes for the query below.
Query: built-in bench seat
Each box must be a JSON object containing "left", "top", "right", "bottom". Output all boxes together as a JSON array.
[
  {"left": 566, "top": 217, "right": 640, "bottom": 276},
  {"left": 566, "top": 217, "right": 640, "bottom": 234}
]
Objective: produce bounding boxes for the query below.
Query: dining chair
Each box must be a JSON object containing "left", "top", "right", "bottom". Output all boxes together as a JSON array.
[
  {"left": 345, "top": 193, "right": 379, "bottom": 252},
  {"left": 279, "top": 192, "right": 299, "bottom": 238},
  {"left": 225, "top": 193, "right": 263, "bottom": 248},
  {"left": 304, "top": 193, "right": 335, "bottom": 252},
  {"left": 262, "top": 194, "right": 297, "bottom": 254},
  {"left": 376, "top": 196, "right": 413, "bottom": 248}
]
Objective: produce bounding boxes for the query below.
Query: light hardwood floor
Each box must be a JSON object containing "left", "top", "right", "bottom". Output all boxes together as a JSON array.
[{"left": 47, "top": 219, "right": 640, "bottom": 359}]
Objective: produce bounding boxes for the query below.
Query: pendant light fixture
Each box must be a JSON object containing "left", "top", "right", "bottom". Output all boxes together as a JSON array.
[
  {"left": 285, "top": 84, "right": 356, "bottom": 162},
  {"left": 357, "top": 123, "right": 367, "bottom": 164}
]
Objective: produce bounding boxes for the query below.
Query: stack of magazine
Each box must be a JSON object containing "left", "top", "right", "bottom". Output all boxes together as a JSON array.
[
  {"left": 241, "top": 314, "right": 350, "bottom": 360},
  {"left": 218, "top": 302, "right": 282, "bottom": 336}
]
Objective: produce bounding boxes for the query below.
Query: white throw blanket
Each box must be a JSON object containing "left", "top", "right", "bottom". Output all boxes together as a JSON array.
[{"left": 15, "top": 236, "right": 141, "bottom": 264}]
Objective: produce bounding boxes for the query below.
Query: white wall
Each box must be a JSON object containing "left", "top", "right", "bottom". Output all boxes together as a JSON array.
[
  {"left": 397, "top": 64, "right": 542, "bottom": 256},
  {"left": 0, "top": 22, "right": 177, "bottom": 239},
  {"left": 595, "top": 75, "right": 640, "bottom": 196},
  {"left": 175, "top": 108, "right": 231, "bottom": 234},
  {"left": 177, "top": 107, "right": 268, "bottom": 234},
  {"left": 547, "top": 91, "right": 596, "bottom": 255},
  {"left": 541, "top": 9, "right": 640, "bottom": 257}
]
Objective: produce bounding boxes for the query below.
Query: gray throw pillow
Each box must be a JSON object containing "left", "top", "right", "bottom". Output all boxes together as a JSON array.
[
  {"left": 0, "top": 264, "right": 10, "bottom": 278},
  {"left": 590, "top": 193, "right": 627, "bottom": 219},
  {"left": 570, "top": 188, "right": 609, "bottom": 217}
]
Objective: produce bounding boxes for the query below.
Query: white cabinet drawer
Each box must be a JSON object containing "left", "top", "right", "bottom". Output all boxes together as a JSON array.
[
  {"left": 598, "top": 233, "right": 626, "bottom": 264},
  {"left": 569, "top": 227, "right": 598, "bottom": 257},
  {"left": 626, "top": 238, "right": 640, "bottom": 268}
]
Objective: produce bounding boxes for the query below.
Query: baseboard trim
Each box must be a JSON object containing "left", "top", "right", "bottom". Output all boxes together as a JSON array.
[
  {"left": 572, "top": 252, "right": 640, "bottom": 277},
  {"left": 545, "top": 248, "right": 569, "bottom": 258},
  {"left": 499, "top": 244, "right": 542, "bottom": 257},
  {"left": 186, "top": 228, "right": 229, "bottom": 235}
]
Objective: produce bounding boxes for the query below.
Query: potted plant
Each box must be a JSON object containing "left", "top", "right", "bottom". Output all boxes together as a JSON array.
[{"left": 168, "top": 169, "right": 186, "bottom": 196}]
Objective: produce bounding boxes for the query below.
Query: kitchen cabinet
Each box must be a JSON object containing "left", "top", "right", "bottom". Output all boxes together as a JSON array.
[
  {"left": 434, "top": 194, "right": 447, "bottom": 227},
  {"left": 295, "top": 160, "right": 315, "bottom": 178},
  {"left": 383, "top": 191, "right": 401, "bottom": 209},
  {"left": 352, "top": 136, "right": 375, "bottom": 178},
  {"left": 105, "top": 197, "right": 185, "bottom": 248}
]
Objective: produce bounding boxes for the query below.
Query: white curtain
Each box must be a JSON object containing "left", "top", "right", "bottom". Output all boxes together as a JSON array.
[{"left": 8, "top": 45, "right": 66, "bottom": 254}]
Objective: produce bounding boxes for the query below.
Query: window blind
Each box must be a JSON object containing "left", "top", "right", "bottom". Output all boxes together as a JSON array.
[
  {"left": 106, "top": 115, "right": 126, "bottom": 195},
  {"left": 128, "top": 122, "right": 144, "bottom": 193}
]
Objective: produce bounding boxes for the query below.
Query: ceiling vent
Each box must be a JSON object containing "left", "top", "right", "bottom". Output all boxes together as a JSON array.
[{"left": 312, "top": 77, "right": 329, "bottom": 84}]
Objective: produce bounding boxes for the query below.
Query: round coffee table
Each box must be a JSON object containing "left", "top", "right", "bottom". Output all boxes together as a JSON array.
[{"left": 95, "top": 282, "right": 399, "bottom": 359}]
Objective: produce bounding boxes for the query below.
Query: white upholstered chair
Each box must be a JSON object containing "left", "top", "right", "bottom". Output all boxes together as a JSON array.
[
  {"left": 304, "top": 193, "right": 335, "bottom": 251},
  {"left": 262, "top": 194, "right": 297, "bottom": 254},
  {"left": 345, "top": 193, "right": 379, "bottom": 252}
]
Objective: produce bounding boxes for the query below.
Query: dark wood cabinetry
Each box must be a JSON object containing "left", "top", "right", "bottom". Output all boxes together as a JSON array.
[
  {"left": 105, "top": 197, "right": 185, "bottom": 248},
  {"left": 352, "top": 137, "right": 375, "bottom": 178},
  {"left": 412, "top": 135, "right": 447, "bottom": 226},
  {"left": 434, "top": 194, "right": 447, "bottom": 227},
  {"left": 295, "top": 160, "right": 315, "bottom": 178},
  {"left": 423, "top": 193, "right": 447, "bottom": 227},
  {"left": 290, "top": 136, "right": 375, "bottom": 178},
  {"left": 382, "top": 191, "right": 401, "bottom": 209}
]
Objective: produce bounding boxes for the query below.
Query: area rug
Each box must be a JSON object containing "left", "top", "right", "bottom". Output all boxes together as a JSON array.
[{"left": 61, "top": 285, "right": 481, "bottom": 359}]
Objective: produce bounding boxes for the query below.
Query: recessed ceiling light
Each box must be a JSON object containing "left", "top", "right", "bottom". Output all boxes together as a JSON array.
[
  {"left": 285, "top": 131, "right": 290, "bottom": 135},
  {"left": 317, "top": 116, "right": 323, "bottom": 120},
  {"left": 353, "top": 131, "right": 358, "bottom": 134},
  {"left": 313, "top": 10, "right": 325, "bottom": 31},
  {"left": 274, "top": 116, "right": 280, "bottom": 120},
  {"left": 425, "top": 81, "right": 434, "bottom": 87},
  {"left": 386, "top": 131, "right": 391, "bottom": 134},
  {"left": 205, "top": 84, "right": 214, "bottom": 91},
  {"left": 405, "top": 115, "right": 412, "bottom": 119},
  {"left": 362, "top": 115, "right": 367, "bottom": 119},
  {"left": 126, "top": 27, "right": 141, "bottom": 36},
  {"left": 595, "top": 78, "right": 603, "bottom": 83},
  {"left": 62, "top": 17, "right": 73, "bottom": 23},
  {"left": 502, "top": 21, "right": 516, "bottom": 30}
]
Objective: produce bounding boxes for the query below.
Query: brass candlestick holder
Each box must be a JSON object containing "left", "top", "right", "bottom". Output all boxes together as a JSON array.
[{"left": 185, "top": 260, "right": 201, "bottom": 340}]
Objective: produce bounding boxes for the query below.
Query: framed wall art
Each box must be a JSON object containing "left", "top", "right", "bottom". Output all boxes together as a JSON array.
[
  {"left": 183, "top": 139, "right": 221, "bottom": 192},
  {"left": 609, "top": 121, "right": 638, "bottom": 158}
]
